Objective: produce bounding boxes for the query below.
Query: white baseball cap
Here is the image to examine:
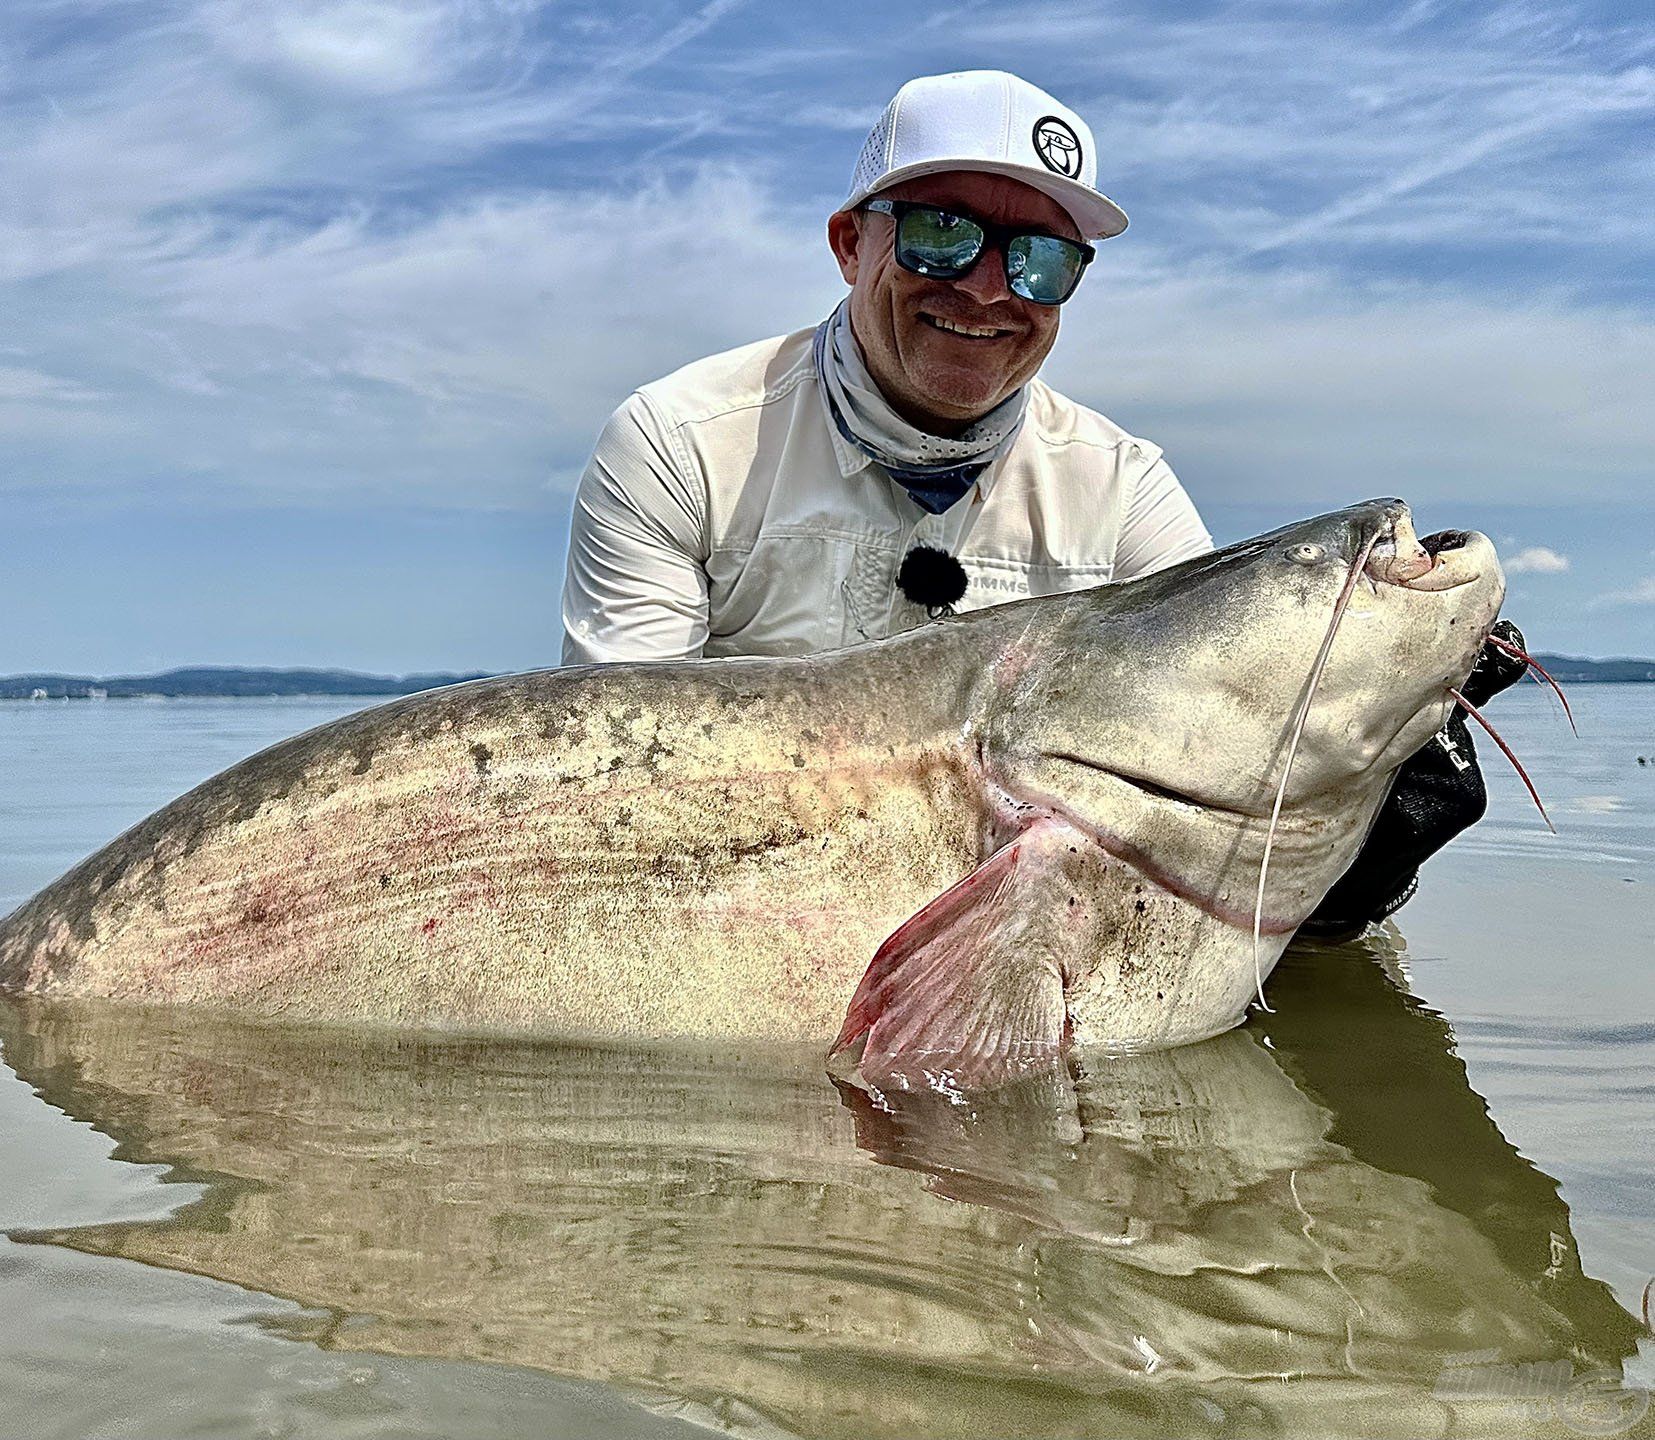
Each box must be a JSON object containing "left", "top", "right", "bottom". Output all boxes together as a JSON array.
[{"left": 840, "top": 70, "right": 1128, "bottom": 241}]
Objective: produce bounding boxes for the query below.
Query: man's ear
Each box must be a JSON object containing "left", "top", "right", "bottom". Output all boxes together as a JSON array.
[{"left": 827, "top": 210, "right": 861, "bottom": 284}]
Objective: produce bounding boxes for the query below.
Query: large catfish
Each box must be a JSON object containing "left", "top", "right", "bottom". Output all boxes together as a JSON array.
[{"left": 0, "top": 501, "right": 1503, "bottom": 1080}]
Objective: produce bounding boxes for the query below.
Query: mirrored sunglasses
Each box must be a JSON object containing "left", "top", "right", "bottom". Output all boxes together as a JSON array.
[{"left": 862, "top": 199, "right": 1095, "bottom": 307}]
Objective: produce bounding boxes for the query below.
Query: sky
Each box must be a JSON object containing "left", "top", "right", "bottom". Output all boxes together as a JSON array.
[{"left": 3, "top": 0, "right": 1652, "bottom": 673}]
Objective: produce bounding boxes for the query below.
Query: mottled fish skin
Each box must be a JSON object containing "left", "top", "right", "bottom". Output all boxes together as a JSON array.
[
  {"left": 0, "top": 501, "right": 1504, "bottom": 1050},
  {"left": 0, "top": 632, "right": 994, "bottom": 1038}
]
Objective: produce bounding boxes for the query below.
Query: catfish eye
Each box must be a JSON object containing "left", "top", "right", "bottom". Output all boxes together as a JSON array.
[{"left": 1288, "top": 543, "right": 1325, "bottom": 564}]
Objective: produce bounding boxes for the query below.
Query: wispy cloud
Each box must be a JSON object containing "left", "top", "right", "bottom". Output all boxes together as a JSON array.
[
  {"left": 0, "top": 365, "right": 101, "bottom": 404},
  {"left": 5, "top": 167, "right": 842, "bottom": 508},
  {"left": 2, "top": 0, "right": 1652, "bottom": 664},
  {"left": 1593, "top": 577, "right": 1655, "bottom": 608},
  {"left": 1506, "top": 546, "right": 1570, "bottom": 574},
  {"left": 1046, "top": 272, "right": 1655, "bottom": 508},
  {"left": 1244, "top": 71, "right": 1654, "bottom": 256},
  {"left": 5, "top": 1, "right": 1651, "bottom": 507},
  {"left": 941, "top": 1, "right": 1655, "bottom": 272}
]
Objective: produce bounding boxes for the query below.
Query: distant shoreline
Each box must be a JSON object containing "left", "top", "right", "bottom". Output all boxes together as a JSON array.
[
  {"left": 3, "top": 655, "right": 1654, "bottom": 700},
  {"left": 0, "top": 667, "right": 491, "bottom": 701}
]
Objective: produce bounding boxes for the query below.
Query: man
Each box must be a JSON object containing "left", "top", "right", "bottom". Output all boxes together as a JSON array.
[
  {"left": 562, "top": 70, "right": 1211, "bottom": 665},
  {"left": 561, "top": 69, "right": 1522, "bottom": 936}
]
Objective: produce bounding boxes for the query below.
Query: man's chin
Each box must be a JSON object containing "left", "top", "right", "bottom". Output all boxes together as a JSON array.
[
  {"left": 913, "top": 339, "right": 1035, "bottom": 402},
  {"left": 908, "top": 373, "right": 1016, "bottom": 424},
  {"left": 885, "top": 327, "right": 1034, "bottom": 427}
]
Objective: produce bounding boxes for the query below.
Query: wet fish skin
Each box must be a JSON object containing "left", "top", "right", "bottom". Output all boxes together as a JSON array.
[
  {"left": 936, "top": 499, "right": 1503, "bottom": 1059},
  {"left": 0, "top": 500, "right": 1504, "bottom": 1053},
  {"left": 0, "top": 634, "right": 994, "bottom": 1038}
]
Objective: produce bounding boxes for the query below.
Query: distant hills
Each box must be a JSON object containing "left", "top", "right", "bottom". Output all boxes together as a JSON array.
[
  {"left": 1, "top": 654, "right": 1651, "bottom": 700},
  {"left": 1526, "top": 655, "right": 1655, "bottom": 683},
  {"left": 0, "top": 667, "right": 492, "bottom": 700}
]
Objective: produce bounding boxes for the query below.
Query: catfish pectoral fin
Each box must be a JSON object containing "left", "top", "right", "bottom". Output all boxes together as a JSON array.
[{"left": 830, "top": 820, "right": 1079, "bottom": 1090}]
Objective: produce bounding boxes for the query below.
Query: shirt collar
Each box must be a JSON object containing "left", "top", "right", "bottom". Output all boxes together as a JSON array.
[
  {"left": 825, "top": 407, "right": 874, "bottom": 480},
  {"left": 817, "top": 379, "right": 1020, "bottom": 497},
  {"left": 825, "top": 411, "right": 1019, "bottom": 508}
]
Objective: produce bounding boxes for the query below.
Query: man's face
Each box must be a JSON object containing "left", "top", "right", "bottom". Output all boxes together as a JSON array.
[{"left": 827, "top": 171, "right": 1079, "bottom": 434}]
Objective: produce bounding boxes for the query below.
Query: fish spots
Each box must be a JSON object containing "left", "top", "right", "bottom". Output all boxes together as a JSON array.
[
  {"left": 728, "top": 823, "right": 809, "bottom": 862},
  {"left": 635, "top": 817, "right": 815, "bottom": 890},
  {"left": 378, "top": 874, "right": 392, "bottom": 889},
  {"left": 601, "top": 703, "right": 649, "bottom": 753},
  {"left": 421, "top": 917, "right": 440, "bottom": 936},
  {"left": 592, "top": 801, "right": 639, "bottom": 852},
  {"left": 540, "top": 707, "right": 588, "bottom": 747},
  {"left": 714, "top": 686, "right": 764, "bottom": 713}
]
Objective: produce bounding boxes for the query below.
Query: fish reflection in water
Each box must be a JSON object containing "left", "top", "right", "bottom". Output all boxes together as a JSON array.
[{"left": 0, "top": 935, "right": 1644, "bottom": 1440}]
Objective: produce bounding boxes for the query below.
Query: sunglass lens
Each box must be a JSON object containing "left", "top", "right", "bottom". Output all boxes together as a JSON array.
[
  {"left": 1007, "top": 234, "right": 1088, "bottom": 305},
  {"left": 897, "top": 208, "right": 985, "bottom": 278}
]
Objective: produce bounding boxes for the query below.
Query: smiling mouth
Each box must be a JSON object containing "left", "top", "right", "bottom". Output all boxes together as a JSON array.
[{"left": 921, "top": 314, "right": 1013, "bottom": 340}]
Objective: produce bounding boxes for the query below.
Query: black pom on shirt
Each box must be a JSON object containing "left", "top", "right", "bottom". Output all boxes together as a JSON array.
[{"left": 897, "top": 545, "right": 969, "bottom": 619}]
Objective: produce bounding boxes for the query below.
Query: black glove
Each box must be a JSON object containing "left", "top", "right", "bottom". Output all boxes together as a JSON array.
[{"left": 1298, "top": 620, "right": 1528, "bottom": 942}]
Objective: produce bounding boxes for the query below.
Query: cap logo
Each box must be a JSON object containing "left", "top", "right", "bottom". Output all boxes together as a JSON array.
[{"left": 1031, "top": 116, "right": 1082, "bottom": 178}]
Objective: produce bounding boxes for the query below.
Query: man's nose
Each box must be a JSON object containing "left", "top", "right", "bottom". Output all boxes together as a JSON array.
[{"left": 952, "top": 243, "right": 1013, "bottom": 305}]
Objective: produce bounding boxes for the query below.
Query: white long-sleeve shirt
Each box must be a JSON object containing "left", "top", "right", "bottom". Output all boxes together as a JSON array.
[{"left": 560, "top": 324, "right": 1212, "bottom": 664}]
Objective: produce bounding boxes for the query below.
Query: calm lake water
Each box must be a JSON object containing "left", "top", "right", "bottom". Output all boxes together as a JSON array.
[{"left": 1, "top": 688, "right": 1650, "bottom": 1439}]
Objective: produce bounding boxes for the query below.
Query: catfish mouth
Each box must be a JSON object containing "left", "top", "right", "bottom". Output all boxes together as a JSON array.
[
  {"left": 1364, "top": 513, "right": 1482, "bottom": 592},
  {"left": 1422, "top": 528, "right": 1472, "bottom": 556}
]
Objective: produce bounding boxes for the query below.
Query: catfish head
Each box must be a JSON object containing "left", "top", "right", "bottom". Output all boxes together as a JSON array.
[
  {"left": 985, "top": 497, "right": 1504, "bottom": 826},
  {"left": 835, "top": 500, "right": 1506, "bottom": 1086}
]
